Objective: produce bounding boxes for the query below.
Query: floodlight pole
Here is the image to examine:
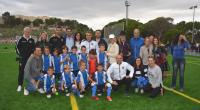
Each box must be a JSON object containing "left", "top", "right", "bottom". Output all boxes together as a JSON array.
[
  {"left": 189, "top": 5, "right": 198, "bottom": 43},
  {"left": 125, "top": 0, "right": 130, "bottom": 29}
]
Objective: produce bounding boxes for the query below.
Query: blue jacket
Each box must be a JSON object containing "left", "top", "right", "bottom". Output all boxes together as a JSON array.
[
  {"left": 61, "top": 72, "right": 75, "bottom": 87},
  {"left": 52, "top": 55, "right": 61, "bottom": 74},
  {"left": 77, "top": 70, "right": 89, "bottom": 88},
  {"left": 171, "top": 41, "right": 189, "bottom": 59},
  {"left": 60, "top": 53, "right": 70, "bottom": 73},
  {"left": 42, "top": 54, "right": 53, "bottom": 71},
  {"left": 94, "top": 71, "right": 107, "bottom": 85},
  {"left": 130, "top": 37, "right": 144, "bottom": 60},
  {"left": 39, "top": 74, "right": 55, "bottom": 92},
  {"left": 70, "top": 53, "right": 79, "bottom": 71}
]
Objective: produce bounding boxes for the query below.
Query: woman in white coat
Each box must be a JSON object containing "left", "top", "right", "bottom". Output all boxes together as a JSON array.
[{"left": 107, "top": 34, "right": 119, "bottom": 64}]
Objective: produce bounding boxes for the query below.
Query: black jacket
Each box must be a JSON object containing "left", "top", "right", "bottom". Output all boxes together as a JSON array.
[
  {"left": 49, "top": 36, "right": 64, "bottom": 53},
  {"left": 97, "top": 38, "right": 108, "bottom": 50},
  {"left": 16, "top": 37, "right": 35, "bottom": 61}
]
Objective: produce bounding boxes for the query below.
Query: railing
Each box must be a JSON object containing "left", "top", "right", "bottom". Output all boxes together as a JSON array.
[{"left": 185, "top": 50, "right": 200, "bottom": 56}]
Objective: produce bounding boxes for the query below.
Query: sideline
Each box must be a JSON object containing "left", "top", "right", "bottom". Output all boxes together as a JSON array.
[
  {"left": 70, "top": 94, "right": 79, "bottom": 110},
  {"left": 163, "top": 86, "right": 200, "bottom": 104}
]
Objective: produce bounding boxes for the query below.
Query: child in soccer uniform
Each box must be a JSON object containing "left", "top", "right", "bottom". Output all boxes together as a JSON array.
[
  {"left": 61, "top": 65, "right": 77, "bottom": 96},
  {"left": 88, "top": 49, "right": 97, "bottom": 77},
  {"left": 42, "top": 46, "right": 53, "bottom": 74},
  {"left": 70, "top": 46, "right": 80, "bottom": 77},
  {"left": 79, "top": 46, "right": 88, "bottom": 67},
  {"left": 52, "top": 48, "right": 61, "bottom": 79},
  {"left": 94, "top": 64, "right": 112, "bottom": 101},
  {"left": 76, "top": 60, "right": 98, "bottom": 100},
  {"left": 97, "top": 44, "right": 108, "bottom": 70},
  {"left": 132, "top": 57, "right": 148, "bottom": 94},
  {"left": 60, "top": 45, "right": 70, "bottom": 73},
  {"left": 37, "top": 67, "right": 57, "bottom": 98}
]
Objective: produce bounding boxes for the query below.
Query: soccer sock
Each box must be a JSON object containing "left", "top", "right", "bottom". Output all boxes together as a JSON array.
[
  {"left": 91, "top": 85, "right": 97, "bottom": 97},
  {"left": 107, "top": 87, "right": 112, "bottom": 97}
]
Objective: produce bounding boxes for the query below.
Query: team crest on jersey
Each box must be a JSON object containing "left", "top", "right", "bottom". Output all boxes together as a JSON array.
[
  {"left": 29, "top": 40, "right": 32, "bottom": 43},
  {"left": 122, "top": 66, "right": 124, "bottom": 69}
]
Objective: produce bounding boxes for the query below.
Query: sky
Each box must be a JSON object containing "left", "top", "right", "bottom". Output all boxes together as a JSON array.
[{"left": 0, "top": 0, "right": 200, "bottom": 30}]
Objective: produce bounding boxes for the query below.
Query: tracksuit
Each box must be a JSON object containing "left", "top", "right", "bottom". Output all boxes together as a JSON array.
[
  {"left": 39, "top": 74, "right": 55, "bottom": 94},
  {"left": 42, "top": 54, "right": 53, "bottom": 74},
  {"left": 93, "top": 71, "right": 112, "bottom": 97}
]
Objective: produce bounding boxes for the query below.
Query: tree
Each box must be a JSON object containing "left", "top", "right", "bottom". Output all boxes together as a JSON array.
[
  {"left": 143, "top": 17, "right": 174, "bottom": 38},
  {"left": 45, "top": 18, "right": 56, "bottom": 26},
  {"left": 2, "top": 11, "right": 10, "bottom": 25},
  {"left": 22, "top": 19, "right": 31, "bottom": 26},
  {"left": 103, "top": 18, "right": 143, "bottom": 39},
  {"left": 163, "top": 29, "right": 180, "bottom": 44},
  {"left": 15, "top": 18, "right": 23, "bottom": 26},
  {"left": 33, "top": 18, "right": 43, "bottom": 27}
]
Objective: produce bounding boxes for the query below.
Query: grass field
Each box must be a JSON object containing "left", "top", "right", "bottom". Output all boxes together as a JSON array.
[{"left": 0, "top": 44, "right": 200, "bottom": 110}]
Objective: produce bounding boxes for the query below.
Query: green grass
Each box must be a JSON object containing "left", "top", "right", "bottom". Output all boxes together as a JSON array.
[{"left": 0, "top": 44, "right": 200, "bottom": 110}]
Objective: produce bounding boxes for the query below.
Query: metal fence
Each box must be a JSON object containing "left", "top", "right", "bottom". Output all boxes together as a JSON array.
[
  {"left": 185, "top": 50, "right": 200, "bottom": 56},
  {"left": 103, "top": 22, "right": 124, "bottom": 39}
]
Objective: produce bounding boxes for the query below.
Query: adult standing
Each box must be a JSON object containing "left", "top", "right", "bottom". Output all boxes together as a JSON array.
[
  {"left": 24, "top": 46, "right": 43, "bottom": 95},
  {"left": 149, "top": 35, "right": 154, "bottom": 47},
  {"left": 81, "top": 31, "right": 99, "bottom": 53},
  {"left": 16, "top": 27, "right": 35, "bottom": 92},
  {"left": 107, "top": 34, "right": 119, "bottom": 64},
  {"left": 152, "top": 37, "right": 168, "bottom": 78},
  {"left": 130, "top": 28, "right": 144, "bottom": 64},
  {"left": 107, "top": 55, "right": 134, "bottom": 96},
  {"left": 171, "top": 34, "right": 189, "bottom": 92},
  {"left": 118, "top": 31, "right": 131, "bottom": 62},
  {"left": 74, "top": 32, "right": 82, "bottom": 53},
  {"left": 49, "top": 26, "right": 64, "bottom": 53},
  {"left": 95, "top": 30, "right": 108, "bottom": 50},
  {"left": 140, "top": 37, "right": 153, "bottom": 66},
  {"left": 36, "top": 31, "right": 49, "bottom": 51},
  {"left": 147, "top": 56, "right": 163, "bottom": 98},
  {"left": 64, "top": 28, "right": 74, "bottom": 52}
]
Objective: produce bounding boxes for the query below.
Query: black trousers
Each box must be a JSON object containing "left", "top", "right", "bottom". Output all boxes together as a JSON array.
[
  {"left": 145, "top": 83, "right": 161, "bottom": 98},
  {"left": 97, "top": 84, "right": 104, "bottom": 94},
  {"left": 112, "top": 77, "right": 132, "bottom": 92},
  {"left": 18, "top": 58, "right": 27, "bottom": 86}
]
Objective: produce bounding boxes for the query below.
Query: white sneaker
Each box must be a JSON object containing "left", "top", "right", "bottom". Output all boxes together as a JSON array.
[
  {"left": 24, "top": 88, "right": 29, "bottom": 96},
  {"left": 79, "top": 94, "right": 84, "bottom": 98},
  {"left": 135, "top": 88, "right": 139, "bottom": 93},
  {"left": 17, "top": 85, "right": 22, "bottom": 92},
  {"left": 38, "top": 88, "right": 45, "bottom": 94},
  {"left": 47, "top": 94, "right": 51, "bottom": 98},
  {"left": 140, "top": 89, "right": 144, "bottom": 94},
  {"left": 97, "top": 94, "right": 102, "bottom": 96},
  {"left": 66, "top": 93, "right": 70, "bottom": 97}
]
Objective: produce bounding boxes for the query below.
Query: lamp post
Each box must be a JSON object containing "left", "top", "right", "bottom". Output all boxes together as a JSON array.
[
  {"left": 189, "top": 5, "right": 198, "bottom": 43},
  {"left": 125, "top": 0, "right": 130, "bottom": 28}
]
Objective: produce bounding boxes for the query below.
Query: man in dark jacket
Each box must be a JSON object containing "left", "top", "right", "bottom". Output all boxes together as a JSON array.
[
  {"left": 16, "top": 27, "right": 35, "bottom": 92},
  {"left": 49, "top": 26, "right": 64, "bottom": 53},
  {"left": 95, "top": 30, "right": 108, "bottom": 50}
]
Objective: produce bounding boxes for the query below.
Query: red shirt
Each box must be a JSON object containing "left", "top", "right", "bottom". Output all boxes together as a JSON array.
[{"left": 89, "top": 58, "right": 97, "bottom": 75}]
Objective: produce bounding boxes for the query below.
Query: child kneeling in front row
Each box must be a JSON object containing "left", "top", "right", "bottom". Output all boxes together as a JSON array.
[
  {"left": 93, "top": 64, "right": 112, "bottom": 101},
  {"left": 37, "top": 67, "right": 57, "bottom": 98},
  {"left": 76, "top": 60, "right": 97, "bottom": 100},
  {"left": 61, "top": 65, "right": 78, "bottom": 96}
]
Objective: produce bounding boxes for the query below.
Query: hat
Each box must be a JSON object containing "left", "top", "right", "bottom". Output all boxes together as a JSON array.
[{"left": 109, "top": 34, "right": 115, "bottom": 39}]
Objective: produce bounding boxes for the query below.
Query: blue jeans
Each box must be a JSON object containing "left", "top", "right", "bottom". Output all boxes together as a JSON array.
[
  {"left": 26, "top": 76, "right": 41, "bottom": 92},
  {"left": 131, "top": 77, "right": 148, "bottom": 89},
  {"left": 171, "top": 58, "right": 185, "bottom": 89}
]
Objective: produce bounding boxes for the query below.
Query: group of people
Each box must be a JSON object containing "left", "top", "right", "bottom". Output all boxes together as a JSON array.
[{"left": 15, "top": 26, "right": 189, "bottom": 101}]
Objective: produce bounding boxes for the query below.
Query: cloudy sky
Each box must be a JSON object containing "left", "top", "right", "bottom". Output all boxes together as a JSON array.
[{"left": 0, "top": 0, "right": 200, "bottom": 30}]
